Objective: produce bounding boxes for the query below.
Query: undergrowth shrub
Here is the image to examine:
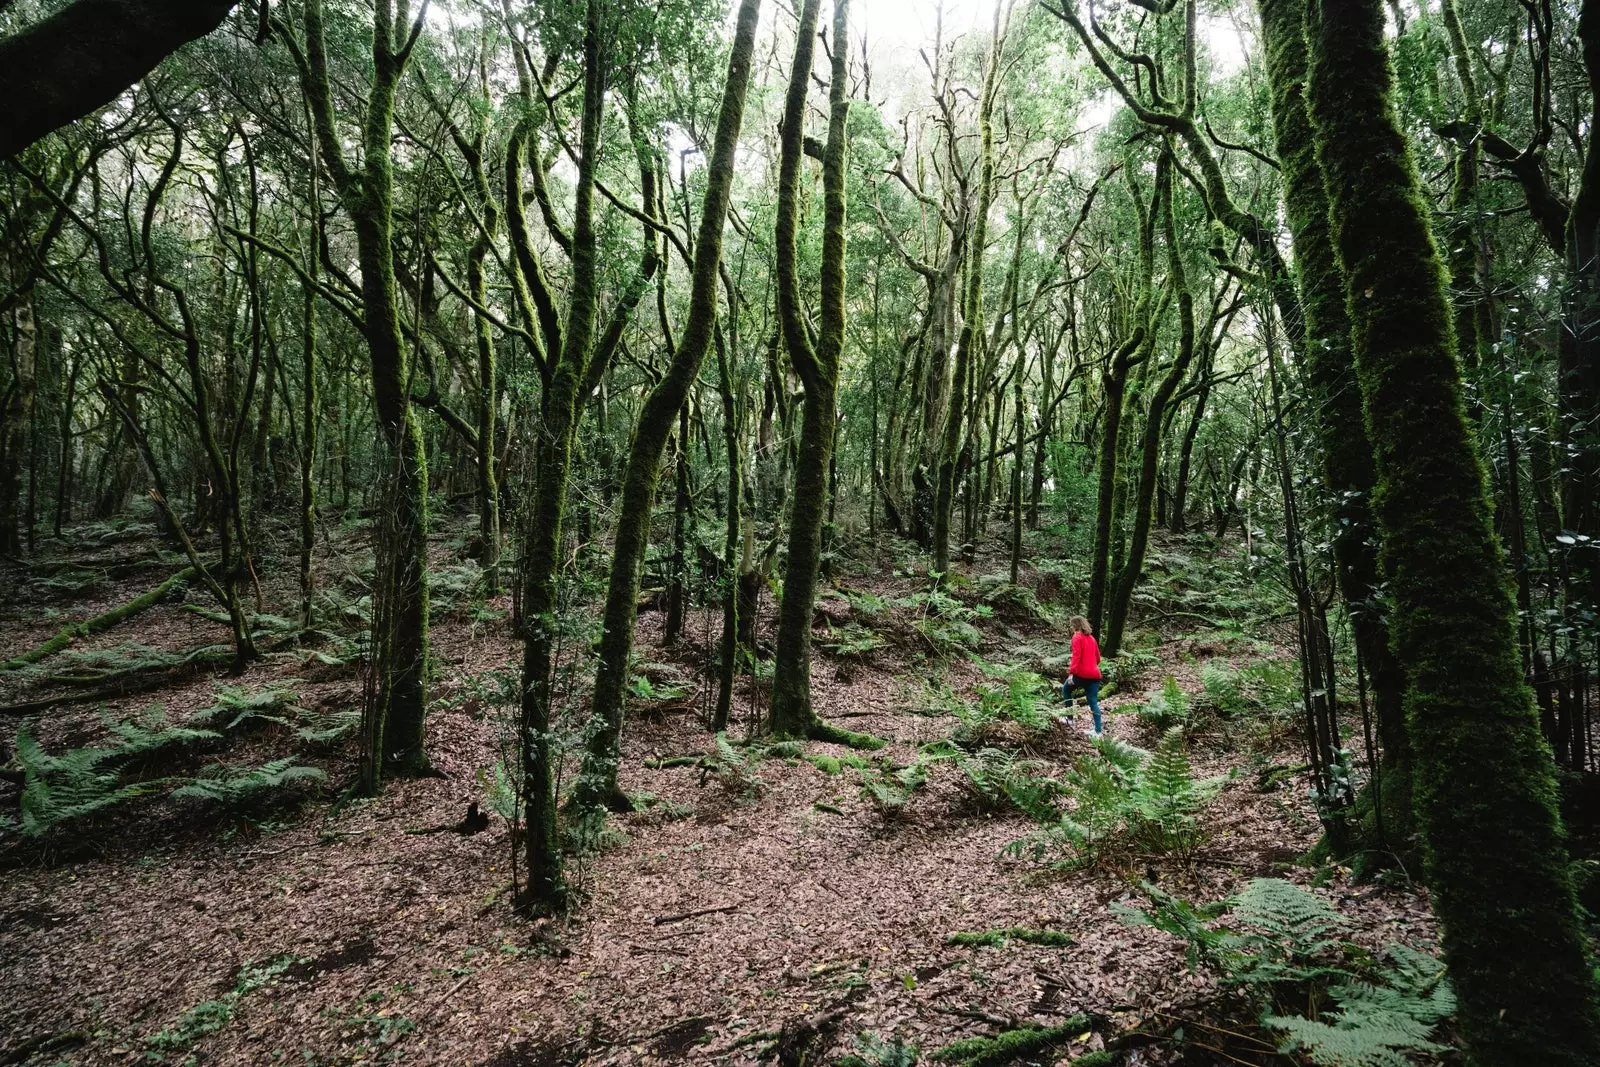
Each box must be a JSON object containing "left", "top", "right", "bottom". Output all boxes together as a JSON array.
[
  {"left": 973, "top": 572, "right": 1048, "bottom": 621},
  {"left": 899, "top": 587, "right": 989, "bottom": 658},
  {"left": 1006, "top": 729, "right": 1228, "bottom": 868},
  {"left": 1137, "top": 675, "right": 1192, "bottom": 732},
  {"left": 857, "top": 755, "right": 931, "bottom": 818},
  {"left": 3, "top": 722, "right": 179, "bottom": 836},
  {"left": 1, "top": 709, "right": 328, "bottom": 838},
  {"left": 1199, "top": 659, "right": 1247, "bottom": 718},
  {"left": 1116, "top": 879, "right": 1455, "bottom": 1067},
  {"left": 819, "top": 622, "right": 885, "bottom": 661},
  {"left": 945, "top": 746, "right": 1059, "bottom": 819}
]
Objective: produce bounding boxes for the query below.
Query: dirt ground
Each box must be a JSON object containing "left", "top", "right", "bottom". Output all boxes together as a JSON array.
[{"left": 0, "top": 516, "right": 1439, "bottom": 1065}]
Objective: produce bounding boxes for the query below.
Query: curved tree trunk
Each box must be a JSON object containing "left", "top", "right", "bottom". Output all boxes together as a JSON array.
[{"left": 768, "top": 0, "right": 875, "bottom": 748}]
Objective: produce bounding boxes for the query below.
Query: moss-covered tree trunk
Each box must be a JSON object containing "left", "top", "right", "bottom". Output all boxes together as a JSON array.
[
  {"left": 515, "top": 0, "right": 607, "bottom": 913},
  {"left": 1088, "top": 168, "right": 1156, "bottom": 633},
  {"left": 294, "top": 0, "right": 429, "bottom": 784},
  {"left": 1258, "top": 0, "right": 1411, "bottom": 856},
  {"left": 712, "top": 322, "right": 741, "bottom": 732},
  {"left": 768, "top": 0, "right": 876, "bottom": 748},
  {"left": 0, "top": 291, "right": 37, "bottom": 556},
  {"left": 568, "top": 0, "right": 762, "bottom": 817},
  {"left": 1104, "top": 150, "right": 1190, "bottom": 656},
  {"left": 933, "top": 6, "right": 1004, "bottom": 577},
  {"left": 1306, "top": 0, "right": 1600, "bottom": 1058}
]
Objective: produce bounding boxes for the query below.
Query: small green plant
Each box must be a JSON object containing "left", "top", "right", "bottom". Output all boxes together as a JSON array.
[
  {"left": 147, "top": 954, "right": 303, "bottom": 1050},
  {"left": 972, "top": 659, "right": 1055, "bottom": 734},
  {"left": 838, "top": 1031, "right": 920, "bottom": 1067},
  {"left": 3, "top": 712, "right": 218, "bottom": 837},
  {"left": 820, "top": 622, "right": 884, "bottom": 660},
  {"left": 1137, "top": 675, "right": 1191, "bottom": 732},
  {"left": 947, "top": 746, "right": 1059, "bottom": 819},
  {"left": 188, "top": 682, "right": 308, "bottom": 732},
  {"left": 842, "top": 589, "right": 891, "bottom": 622},
  {"left": 945, "top": 927, "right": 1073, "bottom": 948},
  {"left": 1199, "top": 658, "right": 1247, "bottom": 718},
  {"left": 1006, "top": 730, "right": 1226, "bottom": 868},
  {"left": 857, "top": 756, "right": 932, "bottom": 818}
]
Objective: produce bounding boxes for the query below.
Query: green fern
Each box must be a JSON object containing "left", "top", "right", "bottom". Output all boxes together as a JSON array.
[
  {"left": 173, "top": 758, "right": 327, "bottom": 808},
  {"left": 1265, "top": 965, "right": 1455, "bottom": 1067},
  {"left": 11, "top": 724, "right": 161, "bottom": 835},
  {"left": 1138, "top": 675, "right": 1191, "bottom": 731},
  {"left": 7, "top": 710, "right": 220, "bottom": 837},
  {"left": 188, "top": 682, "right": 307, "bottom": 732},
  {"left": 476, "top": 761, "right": 520, "bottom": 821},
  {"left": 102, "top": 706, "right": 220, "bottom": 759},
  {"left": 1113, "top": 880, "right": 1231, "bottom": 969},
  {"left": 1117, "top": 879, "right": 1456, "bottom": 1066},
  {"left": 858, "top": 756, "right": 931, "bottom": 817},
  {"left": 1223, "top": 877, "right": 1350, "bottom": 990},
  {"left": 294, "top": 709, "right": 359, "bottom": 744},
  {"left": 952, "top": 747, "right": 1059, "bottom": 819}
]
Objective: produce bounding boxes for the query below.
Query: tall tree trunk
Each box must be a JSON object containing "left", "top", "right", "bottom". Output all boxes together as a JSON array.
[
  {"left": 713, "top": 322, "right": 742, "bottom": 732},
  {"left": 768, "top": 0, "right": 876, "bottom": 748},
  {"left": 515, "top": 0, "right": 608, "bottom": 912},
  {"left": 0, "top": 291, "right": 36, "bottom": 555},
  {"left": 1259, "top": 0, "right": 1411, "bottom": 857},
  {"left": 933, "top": 4, "right": 1004, "bottom": 576},
  {"left": 296, "top": 0, "right": 430, "bottom": 785},
  {"left": 1105, "top": 150, "right": 1189, "bottom": 655},
  {"left": 570, "top": 0, "right": 761, "bottom": 817},
  {"left": 1306, "top": 0, "right": 1600, "bottom": 1059}
]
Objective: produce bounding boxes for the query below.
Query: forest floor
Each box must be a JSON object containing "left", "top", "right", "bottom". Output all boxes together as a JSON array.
[{"left": 0, "top": 511, "right": 1442, "bottom": 1066}]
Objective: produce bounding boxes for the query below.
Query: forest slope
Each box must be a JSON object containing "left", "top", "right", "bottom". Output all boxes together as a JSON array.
[{"left": 0, "top": 517, "right": 1441, "bottom": 1065}]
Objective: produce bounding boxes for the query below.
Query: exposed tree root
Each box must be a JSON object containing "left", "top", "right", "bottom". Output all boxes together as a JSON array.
[{"left": 804, "top": 720, "right": 886, "bottom": 750}]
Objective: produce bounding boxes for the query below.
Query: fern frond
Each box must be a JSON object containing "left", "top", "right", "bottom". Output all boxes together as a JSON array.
[{"left": 173, "top": 759, "right": 327, "bottom": 807}]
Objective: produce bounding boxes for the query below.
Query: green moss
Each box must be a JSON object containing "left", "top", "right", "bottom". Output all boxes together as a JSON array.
[
  {"left": 570, "top": 0, "right": 762, "bottom": 816},
  {"left": 945, "top": 927, "right": 1074, "bottom": 948},
  {"left": 1258, "top": 0, "right": 1410, "bottom": 860},
  {"left": 1069, "top": 1054, "right": 1117, "bottom": 1067},
  {"left": 931, "top": 1017, "right": 1088, "bottom": 1067}
]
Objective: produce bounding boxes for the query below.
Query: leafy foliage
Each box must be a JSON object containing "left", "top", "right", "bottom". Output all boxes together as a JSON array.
[
  {"left": 1137, "top": 675, "right": 1191, "bottom": 732},
  {"left": 837, "top": 1031, "right": 920, "bottom": 1067},
  {"left": 188, "top": 681, "right": 307, "bottom": 732},
  {"left": 819, "top": 622, "right": 885, "bottom": 660},
  {"left": 948, "top": 746, "right": 1059, "bottom": 819},
  {"left": 857, "top": 755, "right": 932, "bottom": 818},
  {"left": 1116, "top": 880, "right": 1456, "bottom": 1067},
  {"left": 6, "top": 723, "right": 170, "bottom": 836},
  {"left": 172, "top": 758, "right": 327, "bottom": 808}
]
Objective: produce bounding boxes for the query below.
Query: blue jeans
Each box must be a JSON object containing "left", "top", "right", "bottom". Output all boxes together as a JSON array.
[{"left": 1063, "top": 677, "right": 1102, "bottom": 732}]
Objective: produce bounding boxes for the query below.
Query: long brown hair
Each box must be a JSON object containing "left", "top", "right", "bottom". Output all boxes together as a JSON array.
[{"left": 1070, "top": 615, "right": 1092, "bottom": 635}]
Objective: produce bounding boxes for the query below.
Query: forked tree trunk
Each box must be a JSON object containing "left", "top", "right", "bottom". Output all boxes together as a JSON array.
[
  {"left": 569, "top": 0, "right": 762, "bottom": 816},
  {"left": 768, "top": 0, "right": 876, "bottom": 749}
]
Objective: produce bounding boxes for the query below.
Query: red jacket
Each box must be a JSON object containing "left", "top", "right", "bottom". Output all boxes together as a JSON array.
[{"left": 1069, "top": 632, "right": 1101, "bottom": 680}]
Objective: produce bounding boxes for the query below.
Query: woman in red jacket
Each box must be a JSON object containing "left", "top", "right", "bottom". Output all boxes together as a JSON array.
[{"left": 1062, "top": 615, "right": 1103, "bottom": 736}]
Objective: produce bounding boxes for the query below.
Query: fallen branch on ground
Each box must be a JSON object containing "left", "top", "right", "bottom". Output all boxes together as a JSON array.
[{"left": 1, "top": 567, "right": 196, "bottom": 671}]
